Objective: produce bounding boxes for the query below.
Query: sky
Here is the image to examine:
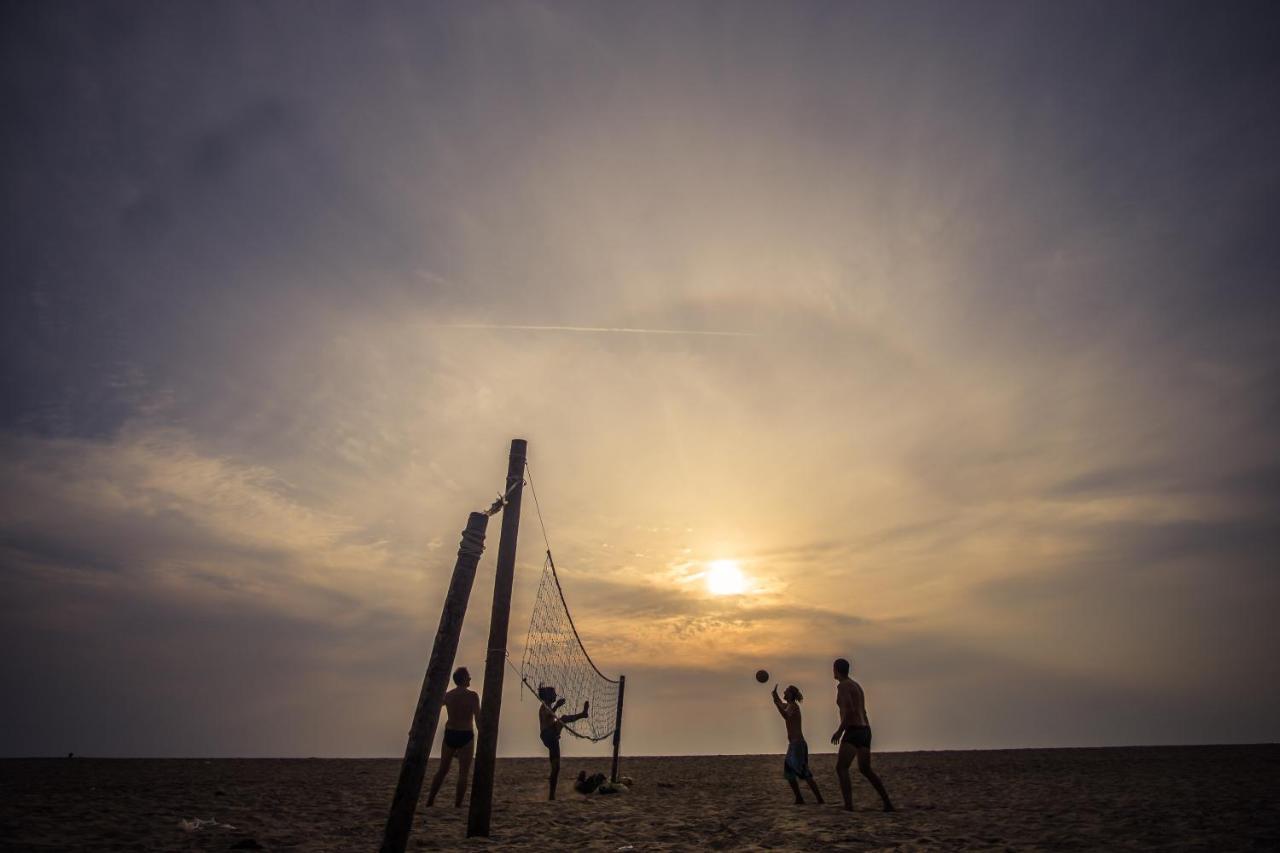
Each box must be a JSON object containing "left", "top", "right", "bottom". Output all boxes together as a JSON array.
[{"left": 2, "top": 1, "right": 1279, "bottom": 758}]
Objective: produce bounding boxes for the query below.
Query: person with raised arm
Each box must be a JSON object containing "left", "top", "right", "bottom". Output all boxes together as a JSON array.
[
  {"left": 537, "top": 684, "right": 589, "bottom": 800},
  {"left": 771, "top": 683, "right": 825, "bottom": 804}
]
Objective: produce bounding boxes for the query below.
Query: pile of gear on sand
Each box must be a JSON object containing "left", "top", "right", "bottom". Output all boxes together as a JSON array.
[{"left": 574, "top": 770, "right": 633, "bottom": 795}]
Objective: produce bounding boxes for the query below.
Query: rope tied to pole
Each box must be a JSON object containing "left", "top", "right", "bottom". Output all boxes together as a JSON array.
[
  {"left": 483, "top": 476, "right": 526, "bottom": 517},
  {"left": 458, "top": 526, "right": 487, "bottom": 560}
]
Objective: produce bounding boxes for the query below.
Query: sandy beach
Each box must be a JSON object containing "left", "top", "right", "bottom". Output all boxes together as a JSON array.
[{"left": 2, "top": 745, "right": 1276, "bottom": 851}]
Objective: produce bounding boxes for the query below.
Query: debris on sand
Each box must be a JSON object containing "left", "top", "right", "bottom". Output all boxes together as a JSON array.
[{"left": 179, "top": 817, "right": 236, "bottom": 832}]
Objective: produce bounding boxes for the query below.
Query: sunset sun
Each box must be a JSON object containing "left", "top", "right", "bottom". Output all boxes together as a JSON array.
[{"left": 705, "top": 559, "right": 748, "bottom": 596}]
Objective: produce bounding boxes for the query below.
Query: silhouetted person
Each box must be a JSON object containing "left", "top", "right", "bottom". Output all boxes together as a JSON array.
[
  {"left": 426, "top": 667, "right": 479, "bottom": 807},
  {"left": 829, "top": 657, "right": 894, "bottom": 812},
  {"left": 771, "top": 683, "right": 824, "bottom": 804},
  {"left": 537, "top": 685, "right": 589, "bottom": 800}
]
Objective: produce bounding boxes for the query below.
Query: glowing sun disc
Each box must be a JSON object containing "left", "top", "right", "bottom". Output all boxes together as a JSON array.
[{"left": 706, "top": 559, "right": 747, "bottom": 596}]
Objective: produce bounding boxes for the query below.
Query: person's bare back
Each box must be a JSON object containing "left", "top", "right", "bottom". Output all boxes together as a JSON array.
[
  {"left": 443, "top": 684, "right": 479, "bottom": 731},
  {"left": 836, "top": 678, "right": 870, "bottom": 728}
]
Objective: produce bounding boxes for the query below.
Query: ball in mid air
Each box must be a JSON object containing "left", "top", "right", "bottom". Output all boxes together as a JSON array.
[{"left": 755, "top": 669, "right": 769, "bottom": 683}]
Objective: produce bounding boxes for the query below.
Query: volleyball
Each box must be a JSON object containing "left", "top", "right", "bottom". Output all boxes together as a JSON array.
[{"left": 755, "top": 669, "right": 769, "bottom": 683}]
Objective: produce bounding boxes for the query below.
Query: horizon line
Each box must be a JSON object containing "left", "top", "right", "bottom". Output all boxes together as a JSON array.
[{"left": 9, "top": 741, "right": 1275, "bottom": 760}]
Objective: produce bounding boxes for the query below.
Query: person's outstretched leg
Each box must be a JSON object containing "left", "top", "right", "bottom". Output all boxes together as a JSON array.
[
  {"left": 835, "top": 742, "right": 856, "bottom": 811},
  {"left": 426, "top": 744, "right": 456, "bottom": 807},
  {"left": 453, "top": 740, "right": 474, "bottom": 807},
  {"left": 856, "top": 748, "right": 894, "bottom": 812},
  {"left": 805, "top": 776, "right": 825, "bottom": 804},
  {"left": 786, "top": 776, "right": 804, "bottom": 804}
]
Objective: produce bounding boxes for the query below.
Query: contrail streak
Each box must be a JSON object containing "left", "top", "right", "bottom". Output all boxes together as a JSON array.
[{"left": 432, "top": 323, "right": 758, "bottom": 338}]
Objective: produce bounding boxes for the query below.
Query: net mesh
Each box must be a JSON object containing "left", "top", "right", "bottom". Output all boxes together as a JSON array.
[{"left": 520, "top": 553, "right": 620, "bottom": 742}]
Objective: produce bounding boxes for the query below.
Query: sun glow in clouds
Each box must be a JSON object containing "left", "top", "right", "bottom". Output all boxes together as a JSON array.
[{"left": 705, "top": 559, "right": 748, "bottom": 596}]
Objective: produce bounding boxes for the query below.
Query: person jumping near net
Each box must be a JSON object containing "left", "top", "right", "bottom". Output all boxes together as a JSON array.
[
  {"left": 426, "top": 667, "right": 480, "bottom": 808},
  {"left": 772, "top": 683, "right": 825, "bottom": 805},
  {"left": 830, "top": 657, "right": 895, "bottom": 812},
  {"left": 537, "top": 685, "right": 589, "bottom": 800}
]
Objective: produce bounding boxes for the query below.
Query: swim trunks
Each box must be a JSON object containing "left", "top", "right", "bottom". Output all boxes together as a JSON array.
[
  {"left": 540, "top": 724, "right": 561, "bottom": 759},
  {"left": 443, "top": 729, "right": 474, "bottom": 749},
  {"left": 783, "top": 738, "right": 813, "bottom": 781},
  {"left": 840, "top": 726, "right": 872, "bottom": 749}
]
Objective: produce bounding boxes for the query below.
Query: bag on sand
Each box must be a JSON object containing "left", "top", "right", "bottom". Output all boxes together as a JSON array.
[{"left": 575, "top": 772, "right": 607, "bottom": 794}]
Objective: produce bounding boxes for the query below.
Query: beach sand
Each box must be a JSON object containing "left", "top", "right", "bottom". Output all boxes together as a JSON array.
[{"left": 2, "top": 745, "right": 1277, "bottom": 851}]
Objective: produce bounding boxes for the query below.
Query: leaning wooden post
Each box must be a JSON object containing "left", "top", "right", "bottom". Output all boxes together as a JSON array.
[
  {"left": 466, "top": 438, "right": 526, "bottom": 838},
  {"left": 380, "top": 512, "right": 489, "bottom": 853},
  {"left": 610, "top": 674, "right": 626, "bottom": 782}
]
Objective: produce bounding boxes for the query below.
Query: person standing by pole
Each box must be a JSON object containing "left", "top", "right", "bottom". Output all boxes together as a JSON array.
[
  {"left": 381, "top": 512, "right": 489, "bottom": 853},
  {"left": 425, "top": 667, "right": 480, "bottom": 808}
]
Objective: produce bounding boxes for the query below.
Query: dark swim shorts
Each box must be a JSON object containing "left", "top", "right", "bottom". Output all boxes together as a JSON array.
[
  {"left": 443, "top": 729, "right": 474, "bottom": 749},
  {"left": 540, "top": 725, "right": 561, "bottom": 758},
  {"left": 841, "top": 726, "right": 872, "bottom": 749}
]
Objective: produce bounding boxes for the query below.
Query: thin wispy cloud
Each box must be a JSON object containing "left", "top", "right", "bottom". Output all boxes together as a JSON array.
[{"left": 430, "top": 323, "right": 760, "bottom": 338}]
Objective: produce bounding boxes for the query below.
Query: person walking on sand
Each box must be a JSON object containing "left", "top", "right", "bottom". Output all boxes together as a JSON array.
[
  {"left": 830, "top": 657, "right": 895, "bottom": 812},
  {"left": 771, "top": 683, "right": 825, "bottom": 805},
  {"left": 426, "top": 667, "right": 480, "bottom": 808},
  {"left": 537, "top": 684, "right": 589, "bottom": 800}
]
